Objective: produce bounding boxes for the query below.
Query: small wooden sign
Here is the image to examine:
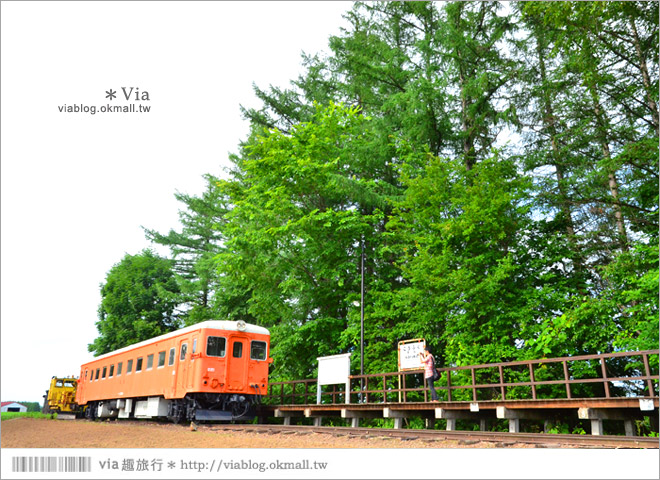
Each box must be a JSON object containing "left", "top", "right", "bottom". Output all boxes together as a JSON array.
[{"left": 398, "top": 338, "right": 426, "bottom": 371}]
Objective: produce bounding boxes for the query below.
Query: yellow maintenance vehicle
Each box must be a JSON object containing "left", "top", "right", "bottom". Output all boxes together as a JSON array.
[{"left": 42, "top": 376, "right": 83, "bottom": 418}]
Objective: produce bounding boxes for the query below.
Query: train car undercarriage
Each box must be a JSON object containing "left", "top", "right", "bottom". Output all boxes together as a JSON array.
[{"left": 84, "top": 392, "right": 259, "bottom": 423}]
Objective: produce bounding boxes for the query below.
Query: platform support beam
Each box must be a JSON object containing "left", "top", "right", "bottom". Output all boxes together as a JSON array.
[
  {"left": 624, "top": 420, "right": 634, "bottom": 437},
  {"left": 274, "top": 408, "right": 304, "bottom": 426},
  {"left": 577, "top": 408, "right": 643, "bottom": 436},
  {"left": 384, "top": 407, "right": 428, "bottom": 429},
  {"left": 508, "top": 419, "right": 520, "bottom": 433},
  {"left": 341, "top": 408, "right": 380, "bottom": 429}
]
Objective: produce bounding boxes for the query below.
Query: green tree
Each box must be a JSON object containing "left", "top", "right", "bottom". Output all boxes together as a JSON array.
[
  {"left": 89, "top": 249, "right": 182, "bottom": 356},
  {"left": 226, "top": 1, "right": 658, "bottom": 377},
  {"left": 144, "top": 175, "right": 228, "bottom": 326},
  {"left": 218, "top": 103, "right": 384, "bottom": 379},
  {"left": 385, "top": 149, "right": 535, "bottom": 369}
]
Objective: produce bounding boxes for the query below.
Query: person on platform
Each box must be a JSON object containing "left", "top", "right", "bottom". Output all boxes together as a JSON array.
[{"left": 419, "top": 346, "right": 439, "bottom": 402}]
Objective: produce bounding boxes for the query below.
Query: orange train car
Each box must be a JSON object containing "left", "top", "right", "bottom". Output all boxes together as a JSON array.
[{"left": 75, "top": 320, "right": 272, "bottom": 422}]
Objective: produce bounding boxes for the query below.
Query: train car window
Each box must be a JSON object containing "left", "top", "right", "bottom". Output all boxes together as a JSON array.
[
  {"left": 95, "top": 368, "right": 100, "bottom": 380},
  {"left": 64, "top": 381, "right": 75, "bottom": 388},
  {"left": 127, "top": 359, "right": 133, "bottom": 374},
  {"left": 232, "top": 341, "right": 243, "bottom": 358},
  {"left": 147, "top": 354, "right": 154, "bottom": 370},
  {"left": 193, "top": 339, "right": 197, "bottom": 354},
  {"left": 180, "top": 343, "right": 188, "bottom": 361},
  {"left": 102, "top": 367, "right": 107, "bottom": 379},
  {"left": 109, "top": 365, "right": 115, "bottom": 377},
  {"left": 168, "top": 348, "right": 175, "bottom": 366},
  {"left": 250, "top": 341, "right": 268, "bottom": 361},
  {"left": 85, "top": 370, "right": 88, "bottom": 380},
  {"left": 136, "top": 357, "right": 143, "bottom": 372},
  {"left": 56, "top": 380, "right": 63, "bottom": 387},
  {"left": 117, "top": 362, "right": 123, "bottom": 376},
  {"left": 158, "top": 351, "right": 166, "bottom": 368},
  {"left": 207, "top": 337, "right": 226, "bottom": 357}
]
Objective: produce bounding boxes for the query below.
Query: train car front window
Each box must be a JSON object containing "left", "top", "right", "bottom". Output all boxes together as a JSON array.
[
  {"left": 206, "top": 336, "right": 226, "bottom": 357},
  {"left": 250, "top": 341, "right": 268, "bottom": 361},
  {"left": 180, "top": 343, "right": 188, "bottom": 361},
  {"left": 233, "top": 341, "right": 243, "bottom": 358},
  {"left": 158, "top": 351, "right": 166, "bottom": 368}
]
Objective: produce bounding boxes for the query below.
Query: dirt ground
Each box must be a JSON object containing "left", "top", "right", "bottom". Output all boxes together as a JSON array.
[{"left": 1, "top": 417, "right": 526, "bottom": 449}]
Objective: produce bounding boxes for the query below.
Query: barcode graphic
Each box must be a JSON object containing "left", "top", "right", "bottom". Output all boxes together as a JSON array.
[{"left": 11, "top": 456, "right": 91, "bottom": 473}]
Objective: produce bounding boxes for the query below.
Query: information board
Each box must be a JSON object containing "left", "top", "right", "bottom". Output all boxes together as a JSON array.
[
  {"left": 316, "top": 353, "right": 352, "bottom": 404},
  {"left": 317, "top": 353, "right": 352, "bottom": 385},
  {"left": 398, "top": 339, "right": 426, "bottom": 371}
]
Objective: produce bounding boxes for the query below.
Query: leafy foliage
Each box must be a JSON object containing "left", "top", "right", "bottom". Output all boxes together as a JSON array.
[
  {"left": 89, "top": 250, "right": 182, "bottom": 356},
  {"left": 92, "top": 2, "right": 658, "bottom": 385}
]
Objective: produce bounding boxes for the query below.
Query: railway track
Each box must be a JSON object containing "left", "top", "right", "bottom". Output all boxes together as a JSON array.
[{"left": 208, "top": 423, "right": 659, "bottom": 449}]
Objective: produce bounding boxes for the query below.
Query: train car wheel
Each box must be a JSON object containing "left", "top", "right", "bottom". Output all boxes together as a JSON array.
[{"left": 167, "top": 400, "right": 186, "bottom": 424}]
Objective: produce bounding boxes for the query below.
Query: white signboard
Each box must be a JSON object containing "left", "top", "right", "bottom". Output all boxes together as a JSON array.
[
  {"left": 639, "top": 399, "right": 655, "bottom": 411},
  {"left": 317, "top": 353, "right": 352, "bottom": 385},
  {"left": 316, "top": 353, "right": 352, "bottom": 404},
  {"left": 398, "top": 339, "right": 426, "bottom": 371}
]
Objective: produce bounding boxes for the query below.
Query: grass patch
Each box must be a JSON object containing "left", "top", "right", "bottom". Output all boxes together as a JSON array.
[{"left": 1, "top": 412, "right": 55, "bottom": 421}]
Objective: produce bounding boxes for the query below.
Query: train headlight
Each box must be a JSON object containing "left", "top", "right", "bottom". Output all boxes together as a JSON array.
[{"left": 237, "top": 320, "right": 247, "bottom": 331}]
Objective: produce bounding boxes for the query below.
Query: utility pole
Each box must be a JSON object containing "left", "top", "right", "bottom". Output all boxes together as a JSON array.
[{"left": 360, "top": 237, "right": 365, "bottom": 395}]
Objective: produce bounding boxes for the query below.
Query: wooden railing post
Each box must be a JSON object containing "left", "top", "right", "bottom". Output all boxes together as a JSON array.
[
  {"left": 642, "top": 354, "right": 655, "bottom": 396},
  {"left": 600, "top": 356, "right": 611, "bottom": 398},
  {"left": 528, "top": 363, "right": 537, "bottom": 400},
  {"left": 471, "top": 367, "right": 477, "bottom": 402},
  {"left": 402, "top": 374, "right": 407, "bottom": 403},
  {"left": 447, "top": 370, "right": 452, "bottom": 402},
  {"left": 498, "top": 365, "right": 506, "bottom": 400},
  {"left": 563, "top": 361, "right": 572, "bottom": 399}
]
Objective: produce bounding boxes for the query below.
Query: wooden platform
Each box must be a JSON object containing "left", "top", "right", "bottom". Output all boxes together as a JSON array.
[{"left": 258, "top": 397, "right": 659, "bottom": 435}]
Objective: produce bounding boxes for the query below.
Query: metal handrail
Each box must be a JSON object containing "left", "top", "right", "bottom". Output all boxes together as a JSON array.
[{"left": 265, "top": 349, "right": 659, "bottom": 405}]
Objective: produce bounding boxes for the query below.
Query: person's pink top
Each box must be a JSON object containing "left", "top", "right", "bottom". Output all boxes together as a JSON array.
[{"left": 421, "top": 354, "right": 435, "bottom": 379}]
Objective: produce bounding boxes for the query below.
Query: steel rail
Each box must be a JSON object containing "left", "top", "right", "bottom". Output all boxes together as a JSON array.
[{"left": 208, "top": 423, "right": 659, "bottom": 449}]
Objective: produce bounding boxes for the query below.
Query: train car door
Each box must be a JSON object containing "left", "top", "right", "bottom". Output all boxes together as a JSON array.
[
  {"left": 77, "top": 369, "right": 88, "bottom": 404},
  {"left": 227, "top": 336, "right": 247, "bottom": 390},
  {"left": 187, "top": 336, "right": 199, "bottom": 389},
  {"left": 174, "top": 339, "right": 190, "bottom": 396}
]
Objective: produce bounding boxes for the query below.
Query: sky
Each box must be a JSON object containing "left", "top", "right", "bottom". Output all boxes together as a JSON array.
[{"left": 1, "top": 0, "right": 353, "bottom": 405}]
